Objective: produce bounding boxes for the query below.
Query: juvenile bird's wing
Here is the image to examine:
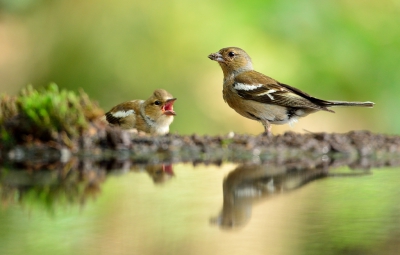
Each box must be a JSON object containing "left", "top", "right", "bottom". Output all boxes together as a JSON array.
[
  {"left": 234, "top": 71, "right": 333, "bottom": 112},
  {"left": 105, "top": 101, "right": 139, "bottom": 125}
]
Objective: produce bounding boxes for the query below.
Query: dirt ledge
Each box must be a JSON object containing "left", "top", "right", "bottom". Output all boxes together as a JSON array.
[{"left": 3, "top": 128, "right": 400, "bottom": 169}]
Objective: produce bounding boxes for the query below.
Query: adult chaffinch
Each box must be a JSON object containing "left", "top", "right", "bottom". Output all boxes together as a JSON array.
[
  {"left": 105, "top": 89, "right": 176, "bottom": 135},
  {"left": 208, "top": 47, "right": 374, "bottom": 134}
]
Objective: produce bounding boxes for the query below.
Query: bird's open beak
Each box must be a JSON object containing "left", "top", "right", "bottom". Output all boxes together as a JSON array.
[
  {"left": 162, "top": 164, "right": 174, "bottom": 175},
  {"left": 208, "top": 52, "right": 225, "bottom": 62},
  {"left": 162, "top": 98, "right": 176, "bottom": 116}
]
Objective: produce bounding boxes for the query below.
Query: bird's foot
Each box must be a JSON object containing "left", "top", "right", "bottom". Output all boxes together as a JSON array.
[
  {"left": 261, "top": 125, "right": 273, "bottom": 137},
  {"left": 261, "top": 131, "right": 273, "bottom": 137},
  {"left": 261, "top": 120, "right": 272, "bottom": 137}
]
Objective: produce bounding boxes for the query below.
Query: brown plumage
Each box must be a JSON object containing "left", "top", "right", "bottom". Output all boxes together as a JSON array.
[
  {"left": 105, "top": 89, "right": 176, "bottom": 135},
  {"left": 208, "top": 47, "right": 374, "bottom": 134}
]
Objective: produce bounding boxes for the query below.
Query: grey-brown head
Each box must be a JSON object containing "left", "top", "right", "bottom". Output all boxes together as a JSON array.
[{"left": 208, "top": 47, "right": 254, "bottom": 76}]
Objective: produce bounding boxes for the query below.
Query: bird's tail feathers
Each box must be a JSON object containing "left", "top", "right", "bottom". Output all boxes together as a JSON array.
[{"left": 325, "top": 100, "right": 374, "bottom": 108}]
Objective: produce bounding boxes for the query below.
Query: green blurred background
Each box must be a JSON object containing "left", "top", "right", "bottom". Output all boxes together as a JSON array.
[{"left": 0, "top": 0, "right": 398, "bottom": 135}]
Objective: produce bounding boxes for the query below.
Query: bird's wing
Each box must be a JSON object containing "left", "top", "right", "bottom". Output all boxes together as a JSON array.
[
  {"left": 234, "top": 71, "right": 333, "bottom": 111},
  {"left": 105, "top": 101, "right": 138, "bottom": 125}
]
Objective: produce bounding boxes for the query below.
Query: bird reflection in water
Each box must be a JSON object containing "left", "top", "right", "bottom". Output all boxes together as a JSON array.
[
  {"left": 102, "top": 158, "right": 174, "bottom": 184},
  {"left": 211, "top": 163, "right": 370, "bottom": 229},
  {"left": 144, "top": 164, "right": 174, "bottom": 184}
]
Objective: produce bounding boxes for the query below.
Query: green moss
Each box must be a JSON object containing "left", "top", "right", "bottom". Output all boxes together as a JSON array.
[{"left": 0, "top": 83, "right": 103, "bottom": 144}]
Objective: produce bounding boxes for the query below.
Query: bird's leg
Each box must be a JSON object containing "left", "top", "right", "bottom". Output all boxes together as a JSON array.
[{"left": 261, "top": 120, "right": 272, "bottom": 136}]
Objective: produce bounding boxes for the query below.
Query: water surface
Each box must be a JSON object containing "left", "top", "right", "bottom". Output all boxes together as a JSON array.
[{"left": 0, "top": 163, "right": 399, "bottom": 255}]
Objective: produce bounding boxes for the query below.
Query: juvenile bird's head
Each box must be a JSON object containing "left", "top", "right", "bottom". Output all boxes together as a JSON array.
[
  {"left": 143, "top": 89, "right": 176, "bottom": 121},
  {"left": 208, "top": 47, "right": 253, "bottom": 77}
]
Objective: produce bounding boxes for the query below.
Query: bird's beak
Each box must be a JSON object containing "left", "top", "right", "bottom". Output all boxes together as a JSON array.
[
  {"left": 162, "top": 98, "right": 176, "bottom": 116},
  {"left": 208, "top": 52, "right": 225, "bottom": 62},
  {"left": 162, "top": 164, "right": 174, "bottom": 175}
]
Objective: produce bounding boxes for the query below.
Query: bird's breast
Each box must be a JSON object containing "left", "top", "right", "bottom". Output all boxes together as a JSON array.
[{"left": 223, "top": 85, "right": 266, "bottom": 120}]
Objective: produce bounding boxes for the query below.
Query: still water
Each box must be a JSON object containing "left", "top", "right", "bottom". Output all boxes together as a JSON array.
[{"left": 0, "top": 162, "right": 399, "bottom": 255}]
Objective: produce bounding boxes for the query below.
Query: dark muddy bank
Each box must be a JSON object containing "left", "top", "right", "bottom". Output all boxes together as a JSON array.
[{"left": 3, "top": 126, "right": 400, "bottom": 169}]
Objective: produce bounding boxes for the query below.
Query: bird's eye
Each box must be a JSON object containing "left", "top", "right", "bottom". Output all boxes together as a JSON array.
[
  {"left": 154, "top": 101, "right": 161, "bottom": 105},
  {"left": 228, "top": 52, "right": 235, "bottom": 57}
]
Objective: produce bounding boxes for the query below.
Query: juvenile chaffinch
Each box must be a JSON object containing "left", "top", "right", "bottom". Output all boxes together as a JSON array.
[
  {"left": 145, "top": 164, "right": 174, "bottom": 184},
  {"left": 105, "top": 89, "right": 176, "bottom": 135},
  {"left": 208, "top": 47, "right": 374, "bottom": 134}
]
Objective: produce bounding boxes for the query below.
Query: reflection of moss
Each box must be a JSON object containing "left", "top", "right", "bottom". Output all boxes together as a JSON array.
[
  {"left": 0, "top": 84, "right": 103, "bottom": 145},
  {"left": 0, "top": 159, "right": 105, "bottom": 213},
  {"left": 220, "top": 138, "right": 233, "bottom": 147}
]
